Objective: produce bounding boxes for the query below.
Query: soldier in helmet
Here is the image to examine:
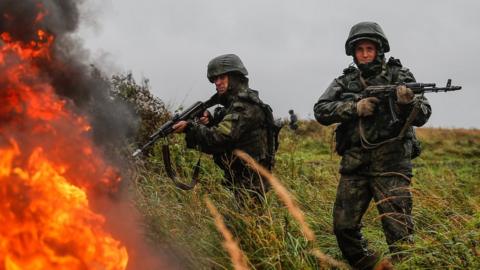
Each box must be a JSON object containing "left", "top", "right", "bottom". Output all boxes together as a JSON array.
[
  {"left": 288, "top": 109, "right": 298, "bottom": 131},
  {"left": 173, "top": 54, "right": 274, "bottom": 206},
  {"left": 314, "top": 22, "right": 432, "bottom": 269}
]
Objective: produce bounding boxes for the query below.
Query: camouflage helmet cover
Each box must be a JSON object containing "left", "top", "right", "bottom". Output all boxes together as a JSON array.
[
  {"left": 207, "top": 54, "right": 248, "bottom": 82},
  {"left": 345, "top": 22, "right": 390, "bottom": 56}
]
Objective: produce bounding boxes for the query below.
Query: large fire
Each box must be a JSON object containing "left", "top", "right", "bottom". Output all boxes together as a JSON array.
[{"left": 0, "top": 12, "right": 128, "bottom": 270}]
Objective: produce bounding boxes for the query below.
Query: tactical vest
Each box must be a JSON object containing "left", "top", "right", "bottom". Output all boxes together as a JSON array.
[{"left": 334, "top": 58, "right": 421, "bottom": 158}]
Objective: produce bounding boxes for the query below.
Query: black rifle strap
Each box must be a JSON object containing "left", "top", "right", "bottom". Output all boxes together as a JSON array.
[{"left": 162, "top": 144, "right": 201, "bottom": 190}]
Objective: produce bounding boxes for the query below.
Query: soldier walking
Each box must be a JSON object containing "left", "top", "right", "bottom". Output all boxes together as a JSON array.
[
  {"left": 314, "top": 22, "right": 432, "bottom": 269},
  {"left": 288, "top": 109, "right": 299, "bottom": 131}
]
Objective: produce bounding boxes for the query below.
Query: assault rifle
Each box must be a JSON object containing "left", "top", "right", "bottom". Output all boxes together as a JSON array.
[
  {"left": 341, "top": 79, "right": 462, "bottom": 124},
  {"left": 132, "top": 98, "right": 215, "bottom": 157},
  {"left": 132, "top": 98, "right": 216, "bottom": 190}
]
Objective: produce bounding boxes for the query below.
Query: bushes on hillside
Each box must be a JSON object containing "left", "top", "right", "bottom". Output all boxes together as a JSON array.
[{"left": 110, "top": 72, "right": 170, "bottom": 146}]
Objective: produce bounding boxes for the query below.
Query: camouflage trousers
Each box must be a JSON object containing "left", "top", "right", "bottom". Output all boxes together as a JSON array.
[
  {"left": 333, "top": 174, "right": 414, "bottom": 270},
  {"left": 218, "top": 157, "right": 271, "bottom": 207}
]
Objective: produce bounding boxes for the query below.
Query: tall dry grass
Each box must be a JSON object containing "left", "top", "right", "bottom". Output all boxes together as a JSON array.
[
  {"left": 205, "top": 197, "right": 250, "bottom": 270},
  {"left": 133, "top": 123, "right": 480, "bottom": 269},
  {"left": 234, "top": 149, "right": 350, "bottom": 270}
]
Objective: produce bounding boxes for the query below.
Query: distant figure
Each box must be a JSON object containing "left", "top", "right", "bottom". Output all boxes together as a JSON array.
[{"left": 288, "top": 109, "right": 298, "bottom": 130}]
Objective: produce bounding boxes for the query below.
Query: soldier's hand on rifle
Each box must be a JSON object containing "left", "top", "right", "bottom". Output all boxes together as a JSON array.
[
  {"left": 173, "top": 121, "right": 189, "bottom": 133},
  {"left": 396, "top": 85, "right": 414, "bottom": 104},
  {"left": 356, "top": 97, "right": 380, "bottom": 117},
  {"left": 199, "top": 110, "right": 211, "bottom": 125}
]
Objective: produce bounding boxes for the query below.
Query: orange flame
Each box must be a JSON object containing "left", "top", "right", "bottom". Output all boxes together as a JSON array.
[
  {"left": 0, "top": 145, "right": 128, "bottom": 270},
  {"left": 0, "top": 13, "right": 128, "bottom": 270}
]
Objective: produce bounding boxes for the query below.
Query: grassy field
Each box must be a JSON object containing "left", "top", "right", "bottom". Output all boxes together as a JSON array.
[{"left": 132, "top": 121, "right": 480, "bottom": 269}]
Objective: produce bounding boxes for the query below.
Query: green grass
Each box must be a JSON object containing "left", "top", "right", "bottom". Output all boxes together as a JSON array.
[{"left": 131, "top": 121, "right": 480, "bottom": 269}]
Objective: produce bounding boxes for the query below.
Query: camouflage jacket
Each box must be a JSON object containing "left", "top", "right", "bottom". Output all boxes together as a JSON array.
[
  {"left": 314, "top": 57, "right": 432, "bottom": 175},
  {"left": 185, "top": 85, "right": 269, "bottom": 170}
]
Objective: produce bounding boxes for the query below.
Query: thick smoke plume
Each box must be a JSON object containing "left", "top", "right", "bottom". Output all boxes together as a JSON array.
[
  {"left": 0, "top": 0, "right": 137, "bottom": 147},
  {"left": 1, "top": 1, "right": 181, "bottom": 269}
]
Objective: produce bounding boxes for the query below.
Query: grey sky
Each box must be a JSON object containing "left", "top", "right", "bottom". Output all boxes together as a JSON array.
[{"left": 79, "top": 0, "right": 479, "bottom": 128}]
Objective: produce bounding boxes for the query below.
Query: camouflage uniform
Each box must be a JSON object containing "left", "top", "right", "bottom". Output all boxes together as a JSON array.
[
  {"left": 185, "top": 54, "right": 271, "bottom": 204},
  {"left": 314, "top": 22, "right": 432, "bottom": 269},
  {"left": 288, "top": 109, "right": 298, "bottom": 130}
]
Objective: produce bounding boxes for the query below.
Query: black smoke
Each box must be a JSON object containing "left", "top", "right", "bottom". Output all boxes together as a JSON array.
[
  {"left": 0, "top": 0, "right": 138, "bottom": 148},
  {"left": 0, "top": 1, "right": 184, "bottom": 269},
  {"left": 0, "top": 0, "right": 79, "bottom": 41}
]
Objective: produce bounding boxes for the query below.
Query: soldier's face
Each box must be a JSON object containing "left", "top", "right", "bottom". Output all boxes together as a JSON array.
[
  {"left": 354, "top": 40, "right": 377, "bottom": 64},
  {"left": 214, "top": 74, "right": 229, "bottom": 95}
]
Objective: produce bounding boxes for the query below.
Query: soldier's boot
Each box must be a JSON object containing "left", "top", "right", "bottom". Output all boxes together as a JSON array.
[
  {"left": 373, "top": 258, "right": 395, "bottom": 270},
  {"left": 334, "top": 227, "right": 380, "bottom": 270},
  {"left": 352, "top": 253, "right": 381, "bottom": 270}
]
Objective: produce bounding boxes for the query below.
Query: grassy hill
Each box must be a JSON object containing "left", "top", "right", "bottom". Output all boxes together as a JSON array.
[{"left": 133, "top": 121, "right": 480, "bottom": 269}]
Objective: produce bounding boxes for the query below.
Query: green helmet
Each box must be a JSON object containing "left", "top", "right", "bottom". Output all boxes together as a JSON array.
[
  {"left": 207, "top": 54, "right": 248, "bottom": 83},
  {"left": 345, "top": 22, "right": 390, "bottom": 56}
]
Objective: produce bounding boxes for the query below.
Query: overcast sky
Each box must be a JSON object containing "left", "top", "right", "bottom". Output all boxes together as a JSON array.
[{"left": 78, "top": 0, "right": 479, "bottom": 128}]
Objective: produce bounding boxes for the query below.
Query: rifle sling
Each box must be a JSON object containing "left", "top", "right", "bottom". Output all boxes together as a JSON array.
[
  {"left": 358, "top": 74, "right": 420, "bottom": 149},
  {"left": 359, "top": 100, "right": 420, "bottom": 149},
  {"left": 162, "top": 144, "right": 200, "bottom": 190}
]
